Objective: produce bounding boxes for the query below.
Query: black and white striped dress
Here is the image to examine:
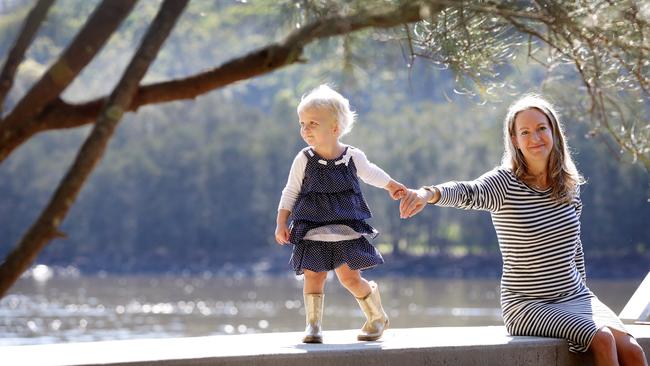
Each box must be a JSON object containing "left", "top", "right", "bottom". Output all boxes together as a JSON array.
[{"left": 435, "top": 167, "right": 627, "bottom": 353}]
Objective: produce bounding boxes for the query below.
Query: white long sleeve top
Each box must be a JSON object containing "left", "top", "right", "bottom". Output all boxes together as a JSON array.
[
  {"left": 278, "top": 146, "right": 392, "bottom": 242},
  {"left": 278, "top": 146, "right": 391, "bottom": 212}
]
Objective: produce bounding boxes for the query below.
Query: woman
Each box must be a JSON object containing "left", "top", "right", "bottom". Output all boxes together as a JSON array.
[{"left": 399, "top": 95, "right": 647, "bottom": 365}]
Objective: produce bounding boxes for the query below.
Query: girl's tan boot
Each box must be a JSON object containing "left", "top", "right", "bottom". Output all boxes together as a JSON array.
[
  {"left": 355, "top": 281, "right": 389, "bottom": 341},
  {"left": 302, "top": 293, "right": 324, "bottom": 343}
]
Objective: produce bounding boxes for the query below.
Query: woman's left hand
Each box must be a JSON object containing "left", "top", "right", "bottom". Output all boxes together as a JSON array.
[{"left": 399, "top": 188, "right": 430, "bottom": 218}]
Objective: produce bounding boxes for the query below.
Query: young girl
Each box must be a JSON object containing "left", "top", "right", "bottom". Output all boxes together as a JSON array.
[{"left": 275, "top": 85, "right": 405, "bottom": 343}]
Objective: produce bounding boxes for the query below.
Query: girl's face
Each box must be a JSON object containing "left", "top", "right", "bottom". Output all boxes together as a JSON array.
[
  {"left": 512, "top": 108, "right": 554, "bottom": 166},
  {"left": 298, "top": 107, "right": 339, "bottom": 148}
]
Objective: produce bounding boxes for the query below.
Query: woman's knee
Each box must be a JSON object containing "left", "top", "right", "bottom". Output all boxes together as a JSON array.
[
  {"left": 617, "top": 336, "right": 647, "bottom": 366},
  {"left": 591, "top": 328, "right": 617, "bottom": 356}
]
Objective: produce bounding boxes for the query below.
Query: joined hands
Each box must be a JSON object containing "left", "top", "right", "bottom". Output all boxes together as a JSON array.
[{"left": 398, "top": 187, "right": 431, "bottom": 219}]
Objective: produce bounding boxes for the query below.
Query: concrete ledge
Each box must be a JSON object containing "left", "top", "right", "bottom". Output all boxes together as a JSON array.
[{"left": 1, "top": 325, "right": 648, "bottom": 366}]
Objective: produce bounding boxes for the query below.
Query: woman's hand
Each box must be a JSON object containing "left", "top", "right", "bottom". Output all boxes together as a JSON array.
[{"left": 399, "top": 188, "right": 431, "bottom": 218}]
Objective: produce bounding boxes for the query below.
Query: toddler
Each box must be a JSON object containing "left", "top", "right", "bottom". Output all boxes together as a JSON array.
[{"left": 275, "top": 84, "right": 405, "bottom": 343}]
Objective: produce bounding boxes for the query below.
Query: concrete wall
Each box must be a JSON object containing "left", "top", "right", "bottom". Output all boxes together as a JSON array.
[{"left": 1, "top": 325, "right": 647, "bottom": 366}]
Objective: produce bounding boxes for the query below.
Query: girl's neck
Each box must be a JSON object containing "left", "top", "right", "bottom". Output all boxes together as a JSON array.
[{"left": 312, "top": 141, "right": 345, "bottom": 160}]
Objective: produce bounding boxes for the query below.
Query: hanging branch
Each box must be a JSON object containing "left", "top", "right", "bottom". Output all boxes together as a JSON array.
[
  {"left": 0, "top": 0, "right": 138, "bottom": 162},
  {"left": 0, "top": 0, "right": 189, "bottom": 298},
  {"left": 0, "top": 0, "right": 55, "bottom": 115},
  {"left": 0, "top": 1, "right": 448, "bottom": 164}
]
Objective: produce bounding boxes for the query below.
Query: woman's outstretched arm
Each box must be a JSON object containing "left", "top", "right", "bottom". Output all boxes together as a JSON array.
[{"left": 400, "top": 168, "right": 511, "bottom": 218}]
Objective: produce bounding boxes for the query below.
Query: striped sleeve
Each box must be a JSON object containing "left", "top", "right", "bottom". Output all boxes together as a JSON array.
[
  {"left": 573, "top": 187, "right": 586, "bottom": 282},
  {"left": 575, "top": 237, "right": 587, "bottom": 283},
  {"left": 435, "top": 168, "right": 510, "bottom": 213}
]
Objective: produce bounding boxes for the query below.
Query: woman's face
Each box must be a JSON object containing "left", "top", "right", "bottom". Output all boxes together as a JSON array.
[{"left": 512, "top": 108, "right": 554, "bottom": 166}]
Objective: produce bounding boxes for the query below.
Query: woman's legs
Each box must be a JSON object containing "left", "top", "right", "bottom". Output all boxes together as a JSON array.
[
  {"left": 591, "top": 327, "right": 620, "bottom": 366},
  {"left": 591, "top": 327, "right": 648, "bottom": 366},
  {"left": 611, "top": 327, "right": 648, "bottom": 366}
]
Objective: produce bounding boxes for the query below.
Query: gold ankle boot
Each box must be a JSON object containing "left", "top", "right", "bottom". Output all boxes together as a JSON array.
[
  {"left": 356, "top": 281, "right": 389, "bottom": 341},
  {"left": 302, "top": 293, "right": 323, "bottom": 343}
]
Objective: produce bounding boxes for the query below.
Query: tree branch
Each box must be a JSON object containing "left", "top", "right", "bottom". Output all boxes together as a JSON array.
[
  {"left": 0, "top": 0, "right": 138, "bottom": 162},
  {"left": 0, "top": 0, "right": 189, "bottom": 299},
  {"left": 0, "top": 1, "right": 447, "bottom": 163},
  {"left": 0, "top": 0, "right": 54, "bottom": 115}
]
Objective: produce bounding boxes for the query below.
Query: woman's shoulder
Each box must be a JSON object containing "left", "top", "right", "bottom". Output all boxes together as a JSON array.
[{"left": 482, "top": 166, "right": 516, "bottom": 180}]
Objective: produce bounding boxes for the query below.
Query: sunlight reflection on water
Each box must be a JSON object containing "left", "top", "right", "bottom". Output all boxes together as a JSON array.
[{"left": 0, "top": 269, "right": 638, "bottom": 346}]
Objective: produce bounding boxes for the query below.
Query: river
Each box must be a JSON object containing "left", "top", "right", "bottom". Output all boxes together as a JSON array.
[{"left": 0, "top": 273, "right": 639, "bottom": 346}]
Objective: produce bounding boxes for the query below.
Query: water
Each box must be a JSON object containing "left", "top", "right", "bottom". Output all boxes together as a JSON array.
[{"left": 0, "top": 273, "right": 639, "bottom": 346}]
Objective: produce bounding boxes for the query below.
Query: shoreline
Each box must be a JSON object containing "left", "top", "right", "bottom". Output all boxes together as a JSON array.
[{"left": 21, "top": 252, "right": 650, "bottom": 281}]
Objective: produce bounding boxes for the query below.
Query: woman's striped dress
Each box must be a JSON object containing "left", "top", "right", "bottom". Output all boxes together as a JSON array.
[{"left": 434, "top": 167, "right": 627, "bottom": 353}]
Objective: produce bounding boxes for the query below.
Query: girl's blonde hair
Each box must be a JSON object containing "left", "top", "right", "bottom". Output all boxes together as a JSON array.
[
  {"left": 501, "top": 94, "right": 584, "bottom": 203},
  {"left": 297, "top": 84, "right": 357, "bottom": 137}
]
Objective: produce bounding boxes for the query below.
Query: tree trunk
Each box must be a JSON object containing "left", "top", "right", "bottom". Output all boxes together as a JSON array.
[
  {"left": 0, "top": 0, "right": 138, "bottom": 162},
  {"left": 0, "top": 0, "right": 54, "bottom": 114},
  {"left": 0, "top": 0, "right": 189, "bottom": 298}
]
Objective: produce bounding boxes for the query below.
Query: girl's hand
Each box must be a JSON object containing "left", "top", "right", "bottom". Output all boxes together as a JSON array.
[
  {"left": 385, "top": 180, "right": 407, "bottom": 200},
  {"left": 399, "top": 188, "right": 430, "bottom": 218},
  {"left": 275, "top": 224, "right": 290, "bottom": 245}
]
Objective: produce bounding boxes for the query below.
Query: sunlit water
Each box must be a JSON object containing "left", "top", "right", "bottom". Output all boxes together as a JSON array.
[{"left": 0, "top": 269, "right": 639, "bottom": 346}]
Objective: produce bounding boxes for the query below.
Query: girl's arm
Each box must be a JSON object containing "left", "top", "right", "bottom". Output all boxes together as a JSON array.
[
  {"left": 275, "top": 152, "right": 306, "bottom": 245},
  {"left": 277, "top": 152, "right": 307, "bottom": 212},
  {"left": 275, "top": 209, "right": 291, "bottom": 245},
  {"left": 351, "top": 148, "right": 405, "bottom": 198}
]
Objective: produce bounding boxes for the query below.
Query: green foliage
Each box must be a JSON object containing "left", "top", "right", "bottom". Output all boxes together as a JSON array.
[{"left": 0, "top": 0, "right": 647, "bottom": 274}]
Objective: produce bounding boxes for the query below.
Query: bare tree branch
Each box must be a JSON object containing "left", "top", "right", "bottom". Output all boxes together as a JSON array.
[
  {"left": 0, "top": 1, "right": 646, "bottom": 169},
  {"left": 429, "top": 0, "right": 554, "bottom": 23},
  {"left": 0, "top": 0, "right": 54, "bottom": 115},
  {"left": 0, "top": 0, "right": 189, "bottom": 298},
  {"left": 0, "top": 1, "right": 447, "bottom": 163},
  {"left": 0, "top": 0, "right": 138, "bottom": 162}
]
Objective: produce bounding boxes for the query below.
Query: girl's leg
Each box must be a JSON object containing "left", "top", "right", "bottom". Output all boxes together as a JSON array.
[
  {"left": 335, "top": 264, "right": 388, "bottom": 341},
  {"left": 610, "top": 327, "right": 648, "bottom": 366},
  {"left": 303, "top": 269, "right": 327, "bottom": 294},
  {"left": 302, "top": 269, "right": 327, "bottom": 343},
  {"left": 334, "top": 264, "right": 370, "bottom": 298}
]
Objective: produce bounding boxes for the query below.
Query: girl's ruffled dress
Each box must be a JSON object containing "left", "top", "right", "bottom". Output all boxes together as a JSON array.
[{"left": 289, "top": 147, "right": 384, "bottom": 275}]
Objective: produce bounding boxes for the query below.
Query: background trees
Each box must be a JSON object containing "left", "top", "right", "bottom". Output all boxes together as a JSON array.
[{"left": 0, "top": 1, "right": 648, "bottom": 297}]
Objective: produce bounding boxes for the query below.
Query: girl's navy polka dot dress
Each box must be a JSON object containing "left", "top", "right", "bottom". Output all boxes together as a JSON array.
[{"left": 289, "top": 147, "right": 384, "bottom": 275}]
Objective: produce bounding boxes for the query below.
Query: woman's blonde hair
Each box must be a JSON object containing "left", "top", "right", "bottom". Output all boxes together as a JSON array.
[
  {"left": 297, "top": 84, "right": 357, "bottom": 137},
  {"left": 501, "top": 94, "right": 584, "bottom": 203}
]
